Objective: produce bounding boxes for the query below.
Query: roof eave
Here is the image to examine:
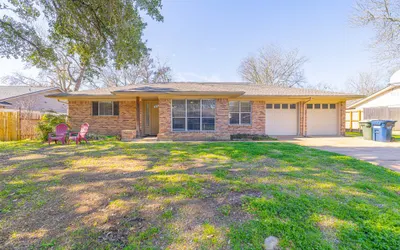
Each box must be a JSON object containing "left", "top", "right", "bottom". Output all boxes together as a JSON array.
[
  {"left": 243, "top": 95, "right": 364, "bottom": 99},
  {"left": 347, "top": 85, "right": 396, "bottom": 109},
  {"left": 112, "top": 91, "right": 245, "bottom": 97}
]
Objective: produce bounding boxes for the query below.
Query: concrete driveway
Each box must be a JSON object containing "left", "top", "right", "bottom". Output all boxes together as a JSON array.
[{"left": 278, "top": 136, "right": 400, "bottom": 172}]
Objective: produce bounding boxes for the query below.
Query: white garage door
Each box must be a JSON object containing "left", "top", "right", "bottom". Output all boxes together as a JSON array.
[
  {"left": 265, "top": 103, "right": 298, "bottom": 135},
  {"left": 307, "top": 103, "right": 338, "bottom": 136}
]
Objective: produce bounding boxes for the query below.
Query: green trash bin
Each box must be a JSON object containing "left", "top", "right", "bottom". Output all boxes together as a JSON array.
[{"left": 359, "top": 120, "right": 373, "bottom": 140}]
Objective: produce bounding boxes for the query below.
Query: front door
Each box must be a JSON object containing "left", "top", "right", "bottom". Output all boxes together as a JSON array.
[{"left": 143, "top": 101, "right": 159, "bottom": 136}]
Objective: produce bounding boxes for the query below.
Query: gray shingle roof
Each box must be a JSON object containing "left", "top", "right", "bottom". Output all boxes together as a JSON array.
[
  {"left": 0, "top": 86, "right": 59, "bottom": 101},
  {"left": 48, "top": 82, "right": 362, "bottom": 98}
]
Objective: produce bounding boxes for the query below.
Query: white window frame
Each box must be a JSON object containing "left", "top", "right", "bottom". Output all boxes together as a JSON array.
[
  {"left": 229, "top": 101, "right": 252, "bottom": 125},
  {"left": 171, "top": 99, "right": 216, "bottom": 132}
]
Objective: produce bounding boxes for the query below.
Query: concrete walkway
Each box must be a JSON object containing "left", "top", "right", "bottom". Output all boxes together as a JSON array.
[{"left": 278, "top": 136, "right": 400, "bottom": 172}]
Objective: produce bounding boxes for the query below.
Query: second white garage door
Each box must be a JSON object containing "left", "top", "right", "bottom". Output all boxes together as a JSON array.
[
  {"left": 265, "top": 103, "right": 298, "bottom": 135},
  {"left": 307, "top": 103, "right": 338, "bottom": 136}
]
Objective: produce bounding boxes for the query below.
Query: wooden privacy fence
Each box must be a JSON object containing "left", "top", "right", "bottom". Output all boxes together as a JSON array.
[
  {"left": 364, "top": 107, "right": 400, "bottom": 131},
  {"left": 0, "top": 110, "right": 42, "bottom": 141},
  {"left": 345, "top": 110, "right": 363, "bottom": 131}
]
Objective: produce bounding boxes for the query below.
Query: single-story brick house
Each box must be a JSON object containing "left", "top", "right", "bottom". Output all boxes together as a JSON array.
[{"left": 48, "top": 82, "right": 362, "bottom": 140}]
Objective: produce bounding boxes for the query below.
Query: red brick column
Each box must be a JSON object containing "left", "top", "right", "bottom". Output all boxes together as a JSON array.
[
  {"left": 339, "top": 101, "right": 346, "bottom": 136},
  {"left": 299, "top": 101, "right": 307, "bottom": 136},
  {"left": 158, "top": 99, "right": 172, "bottom": 136},
  {"left": 216, "top": 98, "right": 229, "bottom": 133}
]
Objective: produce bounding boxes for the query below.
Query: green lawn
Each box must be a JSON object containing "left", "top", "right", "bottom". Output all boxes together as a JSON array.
[
  {"left": 0, "top": 140, "right": 399, "bottom": 249},
  {"left": 345, "top": 131, "right": 362, "bottom": 137}
]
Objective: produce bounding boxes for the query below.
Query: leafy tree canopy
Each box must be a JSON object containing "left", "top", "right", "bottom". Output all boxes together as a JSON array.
[{"left": 0, "top": 0, "right": 163, "bottom": 69}]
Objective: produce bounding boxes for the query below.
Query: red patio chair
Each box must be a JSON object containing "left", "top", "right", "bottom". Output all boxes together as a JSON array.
[
  {"left": 69, "top": 123, "right": 89, "bottom": 144},
  {"left": 48, "top": 123, "right": 68, "bottom": 145}
]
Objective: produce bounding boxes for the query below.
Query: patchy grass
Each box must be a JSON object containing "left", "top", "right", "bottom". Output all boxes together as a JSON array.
[
  {"left": 0, "top": 140, "right": 399, "bottom": 249},
  {"left": 345, "top": 131, "right": 362, "bottom": 137},
  {"left": 393, "top": 134, "right": 400, "bottom": 142}
]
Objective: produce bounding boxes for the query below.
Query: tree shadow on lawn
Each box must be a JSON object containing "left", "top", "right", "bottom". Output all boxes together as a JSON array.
[{"left": 0, "top": 141, "right": 399, "bottom": 249}]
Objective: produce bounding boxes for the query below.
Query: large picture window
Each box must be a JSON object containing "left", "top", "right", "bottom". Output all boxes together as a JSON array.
[
  {"left": 229, "top": 101, "right": 251, "bottom": 125},
  {"left": 92, "top": 101, "right": 119, "bottom": 116},
  {"left": 172, "top": 99, "right": 216, "bottom": 131}
]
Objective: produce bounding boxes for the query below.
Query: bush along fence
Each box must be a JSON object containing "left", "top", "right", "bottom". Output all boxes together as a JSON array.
[{"left": 0, "top": 109, "right": 42, "bottom": 141}]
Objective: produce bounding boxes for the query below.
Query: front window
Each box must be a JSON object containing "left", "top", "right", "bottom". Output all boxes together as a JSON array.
[
  {"left": 229, "top": 101, "right": 251, "bottom": 125},
  {"left": 172, "top": 99, "right": 216, "bottom": 131},
  {"left": 92, "top": 101, "right": 119, "bottom": 116}
]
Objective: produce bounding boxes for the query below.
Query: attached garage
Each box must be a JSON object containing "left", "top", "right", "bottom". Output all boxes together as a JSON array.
[
  {"left": 307, "top": 103, "right": 338, "bottom": 136},
  {"left": 265, "top": 103, "right": 298, "bottom": 135}
]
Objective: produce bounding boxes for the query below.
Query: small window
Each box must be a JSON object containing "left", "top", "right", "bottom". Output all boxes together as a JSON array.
[
  {"left": 266, "top": 104, "right": 273, "bottom": 109},
  {"left": 229, "top": 101, "right": 252, "bottom": 125},
  {"left": 314, "top": 104, "right": 321, "bottom": 109},
  {"left": 92, "top": 101, "right": 119, "bottom": 116},
  {"left": 274, "top": 104, "right": 281, "bottom": 109},
  {"left": 282, "top": 104, "right": 288, "bottom": 109},
  {"left": 290, "top": 104, "right": 296, "bottom": 109},
  {"left": 307, "top": 104, "right": 313, "bottom": 109},
  {"left": 330, "top": 104, "right": 336, "bottom": 109},
  {"left": 322, "top": 104, "right": 329, "bottom": 109}
]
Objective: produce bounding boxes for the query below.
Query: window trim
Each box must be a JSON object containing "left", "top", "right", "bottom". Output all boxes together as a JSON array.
[
  {"left": 229, "top": 101, "right": 252, "bottom": 125},
  {"left": 93, "top": 101, "right": 118, "bottom": 116},
  {"left": 171, "top": 99, "right": 216, "bottom": 132}
]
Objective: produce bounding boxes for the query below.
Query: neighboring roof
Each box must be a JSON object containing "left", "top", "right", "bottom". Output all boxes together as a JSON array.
[
  {"left": 0, "top": 86, "right": 61, "bottom": 101},
  {"left": 0, "top": 101, "right": 12, "bottom": 106},
  {"left": 346, "top": 99, "right": 362, "bottom": 108},
  {"left": 347, "top": 83, "right": 400, "bottom": 109},
  {"left": 48, "top": 82, "right": 363, "bottom": 99}
]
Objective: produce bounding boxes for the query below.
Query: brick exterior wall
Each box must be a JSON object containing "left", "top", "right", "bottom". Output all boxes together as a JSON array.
[
  {"left": 299, "top": 101, "right": 306, "bottom": 136},
  {"left": 227, "top": 100, "right": 265, "bottom": 135},
  {"left": 339, "top": 101, "right": 346, "bottom": 136},
  {"left": 68, "top": 100, "right": 136, "bottom": 135},
  {"left": 68, "top": 98, "right": 346, "bottom": 140}
]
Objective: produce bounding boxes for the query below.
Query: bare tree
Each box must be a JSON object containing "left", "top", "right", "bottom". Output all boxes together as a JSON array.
[
  {"left": 100, "top": 55, "right": 173, "bottom": 87},
  {"left": 353, "top": 0, "right": 400, "bottom": 66},
  {"left": 1, "top": 48, "right": 94, "bottom": 92},
  {"left": 347, "top": 71, "right": 385, "bottom": 95},
  {"left": 304, "top": 82, "right": 336, "bottom": 91},
  {"left": 238, "top": 45, "right": 308, "bottom": 87}
]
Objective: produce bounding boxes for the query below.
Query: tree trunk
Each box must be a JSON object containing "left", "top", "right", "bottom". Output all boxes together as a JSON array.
[{"left": 73, "top": 65, "right": 86, "bottom": 92}]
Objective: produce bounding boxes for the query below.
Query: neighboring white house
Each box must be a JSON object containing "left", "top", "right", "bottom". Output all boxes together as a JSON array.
[
  {"left": 0, "top": 86, "right": 67, "bottom": 113},
  {"left": 347, "top": 70, "right": 400, "bottom": 131}
]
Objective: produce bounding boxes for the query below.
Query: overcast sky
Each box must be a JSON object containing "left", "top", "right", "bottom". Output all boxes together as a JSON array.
[{"left": 0, "top": 0, "right": 388, "bottom": 90}]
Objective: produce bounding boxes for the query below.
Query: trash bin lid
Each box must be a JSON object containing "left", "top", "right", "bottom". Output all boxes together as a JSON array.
[
  {"left": 370, "top": 120, "right": 385, "bottom": 125},
  {"left": 371, "top": 120, "right": 397, "bottom": 125}
]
